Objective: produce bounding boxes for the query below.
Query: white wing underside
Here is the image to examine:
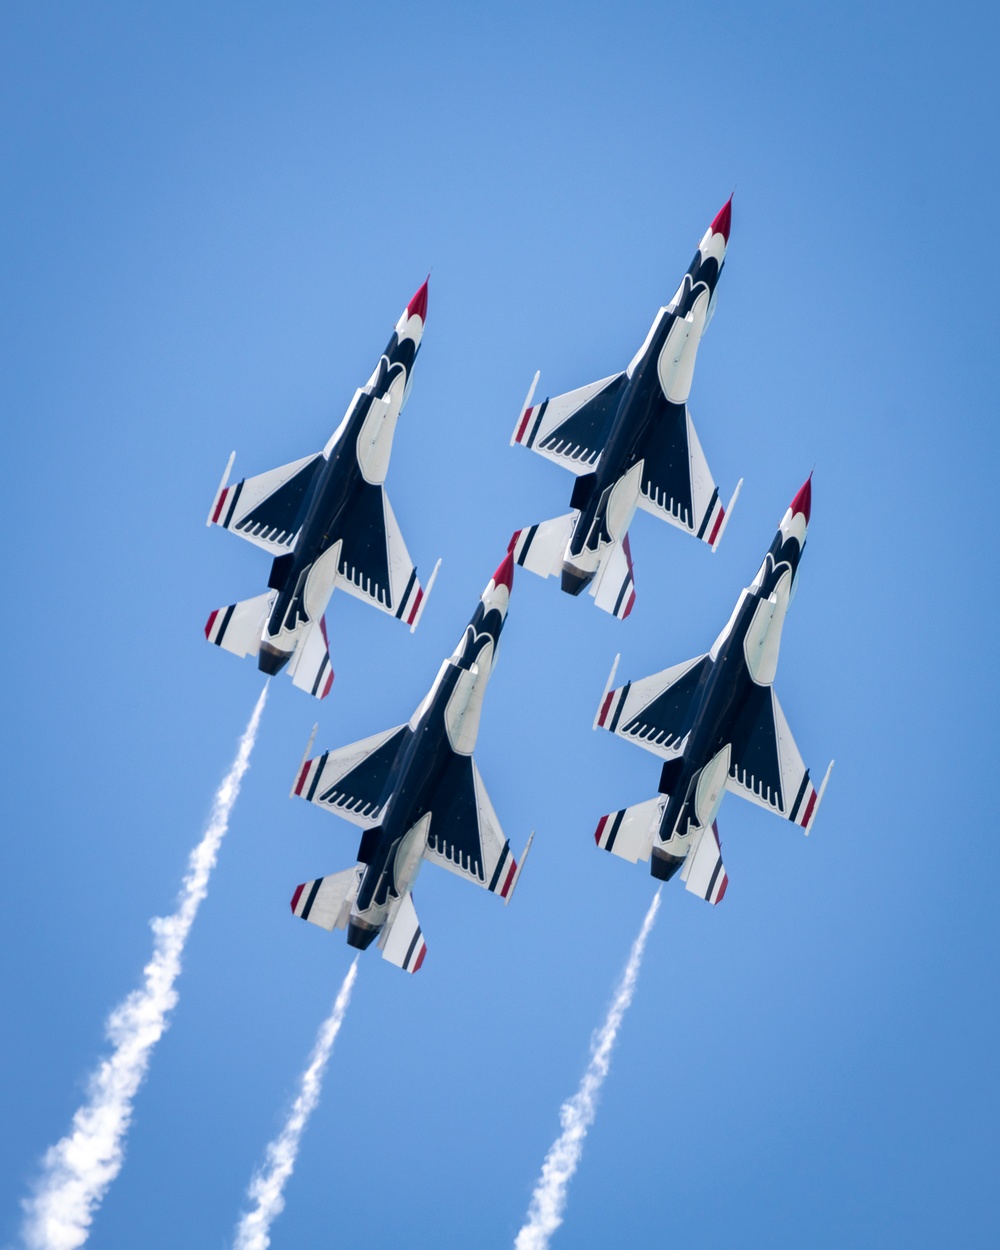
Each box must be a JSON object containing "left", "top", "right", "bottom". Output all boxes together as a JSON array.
[{"left": 209, "top": 453, "right": 322, "bottom": 554}]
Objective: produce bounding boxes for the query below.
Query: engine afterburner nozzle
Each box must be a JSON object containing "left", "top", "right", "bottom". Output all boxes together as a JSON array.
[
  {"left": 650, "top": 846, "right": 686, "bottom": 882},
  {"left": 258, "top": 641, "right": 292, "bottom": 676},
  {"left": 346, "top": 918, "right": 381, "bottom": 951},
  {"left": 560, "top": 562, "right": 595, "bottom": 596}
]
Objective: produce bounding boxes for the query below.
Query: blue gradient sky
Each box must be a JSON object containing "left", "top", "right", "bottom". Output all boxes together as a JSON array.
[{"left": 3, "top": 3, "right": 998, "bottom": 1246}]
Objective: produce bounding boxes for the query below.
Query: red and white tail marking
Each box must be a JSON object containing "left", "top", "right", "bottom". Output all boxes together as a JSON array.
[
  {"left": 289, "top": 615, "right": 334, "bottom": 700},
  {"left": 592, "top": 533, "right": 636, "bottom": 619},
  {"left": 510, "top": 512, "right": 576, "bottom": 580},
  {"left": 204, "top": 591, "right": 274, "bottom": 658},
  {"left": 681, "top": 821, "right": 728, "bottom": 905},
  {"left": 380, "top": 892, "right": 427, "bottom": 974},
  {"left": 290, "top": 867, "right": 361, "bottom": 931},
  {"left": 594, "top": 797, "right": 661, "bottom": 863}
]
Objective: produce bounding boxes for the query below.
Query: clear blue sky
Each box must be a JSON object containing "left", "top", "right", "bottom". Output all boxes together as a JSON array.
[{"left": 3, "top": 2, "right": 998, "bottom": 1246}]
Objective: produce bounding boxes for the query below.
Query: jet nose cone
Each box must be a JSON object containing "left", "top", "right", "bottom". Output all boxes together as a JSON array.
[
  {"left": 710, "top": 195, "right": 733, "bottom": 244},
  {"left": 490, "top": 550, "right": 514, "bottom": 594},
  {"left": 258, "top": 642, "right": 291, "bottom": 676},
  {"left": 560, "top": 563, "right": 595, "bottom": 596},
  {"left": 790, "top": 473, "right": 812, "bottom": 524},
  {"left": 405, "top": 277, "right": 429, "bottom": 324}
]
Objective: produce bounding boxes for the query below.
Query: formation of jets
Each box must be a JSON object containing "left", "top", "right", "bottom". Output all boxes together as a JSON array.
[{"left": 205, "top": 200, "right": 833, "bottom": 971}]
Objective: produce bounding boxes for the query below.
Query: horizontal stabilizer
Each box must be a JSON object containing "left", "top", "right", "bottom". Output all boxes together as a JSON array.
[
  {"left": 204, "top": 591, "right": 275, "bottom": 658},
  {"left": 290, "top": 866, "right": 362, "bottom": 931},
  {"left": 591, "top": 533, "right": 636, "bottom": 619},
  {"left": 510, "top": 513, "right": 575, "bottom": 580},
  {"left": 379, "top": 891, "right": 426, "bottom": 973},
  {"left": 288, "top": 615, "right": 334, "bottom": 699},
  {"left": 681, "top": 821, "right": 728, "bottom": 904},
  {"left": 594, "top": 796, "right": 662, "bottom": 863}
]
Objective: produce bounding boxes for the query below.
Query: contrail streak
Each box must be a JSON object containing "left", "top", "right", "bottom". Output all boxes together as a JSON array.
[
  {"left": 514, "top": 888, "right": 662, "bottom": 1250},
  {"left": 21, "top": 685, "right": 269, "bottom": 1250},
  {"left": 232, "top": 959, "right": 359, "bottom": 1250}
]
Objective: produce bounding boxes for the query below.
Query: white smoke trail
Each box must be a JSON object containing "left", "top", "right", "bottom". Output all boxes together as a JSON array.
[
  {"left": 232, "top": 959, "right": 359, "bottom": 1250},
  {"left": 21, "top": 685, "right": 269, "bottom": 1250},
  {"left": 514, "top": 888, "right": 662, "bottom": 1250}
]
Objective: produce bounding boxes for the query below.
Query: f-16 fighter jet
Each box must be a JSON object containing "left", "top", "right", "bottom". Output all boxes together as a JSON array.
[
  {"left": 592, "top": 477, "right": 833, "bottom": 900},
  {"left": 289, "top": 551, "right": 532, "bottom": 972},
  {"left": 510, "top": 199, "right": 742, "bottom": 618},
  {"left": 204, "top": 281, "right": 439, "bottom": 698}
]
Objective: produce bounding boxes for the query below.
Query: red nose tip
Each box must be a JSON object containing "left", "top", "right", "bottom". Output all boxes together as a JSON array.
[
  {"left": 490, "top": 550, "right": 514, "bottom": 593},
  {"left": 710, "top": 195, "right": 733, "bottom": 244},
  {"left": 406, "top": 277, "right": 429, "bottom": 323},
  {"left": 790, "top": 474, "right": 812, "bottom": 524}
]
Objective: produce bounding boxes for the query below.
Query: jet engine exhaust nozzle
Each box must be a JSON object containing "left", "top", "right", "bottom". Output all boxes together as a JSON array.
[
  {"left": 258, "top": 642, "right": 292, "bottom": 676},
  {"left": 560, "top": 562, "right": 595, "bottom": 597},
  {"left": 346, "top": 919, "right": 381, "bottom": 951},
  {"left": 650, "top": 847, "right": 686, "bottom": 883}
]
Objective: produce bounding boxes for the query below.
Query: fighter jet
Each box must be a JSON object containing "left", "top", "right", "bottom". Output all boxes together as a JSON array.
[
  {"left": 592, "top": 477, "right": 833, "bottom": 900},
  {"left": 510, "top": 199, "right": 742, "bottom": 618},
  {"left": 204, "top": 281, "right": 439, "bottom": 698},
  {"left": 289, "top": 551, "right": 532, "bottom": 972}
]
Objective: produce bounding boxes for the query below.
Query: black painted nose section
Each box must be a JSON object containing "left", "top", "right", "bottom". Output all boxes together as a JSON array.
[
  {"left": 346, "top": 921, "right": 380, "bottom": 951},
  {"left": 258, "top": 641, "right": 291, "bottom": 675},
  {"left": 650, "top": 848, "right": 686, "bottom": 882},
  {"left": 560, "top": 564, "right": 594, "bottom": 596}
]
